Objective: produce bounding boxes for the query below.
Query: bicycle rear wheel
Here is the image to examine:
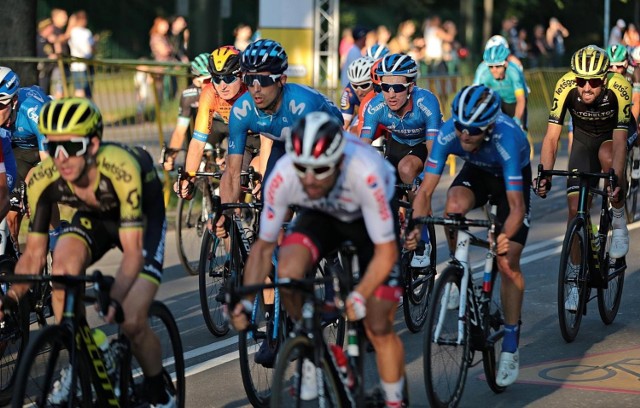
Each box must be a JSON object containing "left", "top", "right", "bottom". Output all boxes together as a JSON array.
[
  {"left": 598, "top": 222, "right": 625, "bottom": 324},
  {"left": 176, "top": 179, "right": 211, "bottom": 276},
  {"left": 402, "top": 223, "right": 437, "bottom": 333},
  {"left": 198, "top": 231, "right": 231, "bottom": 336},
  {"left": 625, "top": 148, "right": 638, "bottom": 223},
  {"left": 481, "top": 261, "right": 507, "bottom": 394},
  {"left": 270, "top": 336, "right": 344, "bottom": 407},
  {"left": 423, "top": 266, "right": 470, "bottom": 408},
  {"left": 557, "top": 217, "right": 589, "bottom": 343},
  {"left": 11, "top": 325, "right": 92, "bottom": 407}
]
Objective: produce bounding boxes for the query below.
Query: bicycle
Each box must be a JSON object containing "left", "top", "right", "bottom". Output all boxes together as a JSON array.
[
  {"left": 537, "top": 165, "right": 625, "bottom": 343},
  {"left": 5, "top": 270, "right": 186, "bottom": 408},
  {"left": 395, "top": 182, "right": 436, "bottom": 333},
  {"left": 624, "top": 143, "right": 638, "bottom": 223},
  {"left": 414, "top": 209, "right": 508, "bottom": 408}
]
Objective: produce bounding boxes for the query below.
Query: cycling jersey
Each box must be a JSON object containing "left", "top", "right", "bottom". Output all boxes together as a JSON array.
[
  {"left": 360, "top": 87, "right": 443, "bottom": 146},
  {"left": 27, "top": 142, "right": 166, "bottom": 281},
  {"left": 0, "top": 128, "right": 17, "bottom": 191},
  {"left": 356, "top": 91, "right": 388, "bottom": 139},
  {"left": 425, "top": 113, "right": 530, "bottom": 191},
  {"left": 339, "top": 83, "right": 362, "bottom": 120},
  {"left": 192, "top": 82, "right": 246, "bottom": 143},
  {"left": 549, "top": 72, "right": 631, "bottom": 136},
  {"left": 260, "top": 134, "right": 396, "bottom": 244},
  {"left": 176, "top": 83, "right": 201, "bottom": 127},
  {"left": 3, "top": 86, "right": 51, "bottom": 151},
  {"left": 473, "top": 61, "right": 529, "bottom": 104}
]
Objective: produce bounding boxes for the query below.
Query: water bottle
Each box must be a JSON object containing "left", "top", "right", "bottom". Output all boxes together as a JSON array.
[
  {"left": 92, "top": 328, "right": 116, "bottom": 376},
  {"left": 330, "top": 344, "right": 353, "bottom": 389},
  {"left": 482, "top": 252, "right": 493, "bottom": 292},
  {"left": 347, "top": 328, "right": 359, "bottom": 357}
]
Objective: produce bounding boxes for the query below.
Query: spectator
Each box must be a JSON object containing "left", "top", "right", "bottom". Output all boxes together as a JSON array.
[
  {"left": 234, "top": 23, "right": 253, "bottom": 51},
  {"left": 67, "top": 10, "right": 95, "bottom": 98},
  {"left": 515, "top": 28, "right": 530, "bottom": 66},
  {"left": 169, "top": 15, "right": 190, "bottom": 63},
  {"left": 609, "top": 19, "right": 626, "bottom": 46},
  {"left": 36, "top": 18, "right": 56, "bottom": 94},
  {"left": 340, "top": 25, "right": 369, "bottom": 88},
  {"left": 389, "top": 19, "right": 416, "bottom": 55},
  {"left": 530, "top": 24, "right": 550, "bottom": 68},
  {"left": 339, "top": 28, "right": 354, "bottom": 69},
  {"left": 376, "top": 25, "right": 391, "bottom": 46},
  {"left": 424, "top": 16, "right": 454, "bottom": 75},
  {"left": 623, "top": 23, "right": 640, "bottom": 48},
  {"left": 50, "top": 8, "right": 70, "bottom": 98},
  {"left": 500, "top": 17, "right": 519, "bottom": 53},
  {"left": 546, "top": 17, "right": 569, "bottom": 67},
  {"left": 149, "top": 16, "right": 174, "bottom": 104},
  {"left": 441, "top": 20, "right": 460, "bottom": 74}
]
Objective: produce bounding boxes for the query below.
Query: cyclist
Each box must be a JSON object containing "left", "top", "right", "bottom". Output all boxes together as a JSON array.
[
  {"left": 474, "top": 44, "right": 529, "bottom": 130},
  {"left": 409, "top": 84, "right": 531, "bottom": 387},
  {"left": 360, "top": 53, "right": 443, "bottom": 268},
  {"left": 537, "top": 46, "right": 631, "bottom": 308},
  {"left": 0, "top": 66, "right": 55, "bottom": 247},
  {"left": 366, "top": 43, "right": 390, "bottom": 60},
  {"left": 606, "top": 44, "right": 640, "bottom": 178},
  {"left": 485, "top": 34, "right": 524, "bottom": 70},
  {"left": 340, "top": 57, "right": 374, "bottom": 131},
  {"left": 229, "top": 112, "right": 407, "bottom": 406},
  {"left": 173, "top": 46, "right": 256, "bottom": 198},
  {"left": 0, "top": 98, "right": 174, "bottom": 408},
  {"left": 356, "top": 59, "right": 387, "bottom": 141}
]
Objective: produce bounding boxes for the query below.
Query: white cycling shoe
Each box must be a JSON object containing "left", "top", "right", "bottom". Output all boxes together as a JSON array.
[
  {"left": 496, "top": 350, "right": 519, "bottom": 387},
  {"left": 300, "top": 359, "right": 318, "bottom": 401},
  {"left": 564, "top": 286, "right": 579, "bottom": 312},
  {"left": 446, "top": 285, "right": 460, "bottom": 310},
  {"left": 410, "top": 243, "right": 432, "bottom": 268},
  {"left": 609, "top": 228, "right": 629, "bottom": 259}
]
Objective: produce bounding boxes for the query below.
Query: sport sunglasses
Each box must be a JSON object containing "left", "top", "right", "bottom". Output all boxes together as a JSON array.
[
  {"left": 46, "top": 137, "right": 90, "bottom": 158},
  {"left": 292, "top": 163, "right": 337, "bottom": 180},
  {"left": 352, "top": 81, "right": 372, "bottom": 90},
  {"left": 453, "top": 121, "right": 488, "bottom": 136},
  {"left": 242, "top": 74, "right": 282, "bottom": 88},
  {"left": 574, "top": 77, "right": 605, "bottom": 88},
  {"left": 380, "top": 82, "right": 411, "bottom": 93},
  {"left": 212, "top": 74, "right": 239, "bottom": 85}
]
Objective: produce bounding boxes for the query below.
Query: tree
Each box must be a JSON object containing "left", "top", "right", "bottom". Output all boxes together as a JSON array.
[{"left": 0, "top": 0, "right": 37, "bottom": 84}]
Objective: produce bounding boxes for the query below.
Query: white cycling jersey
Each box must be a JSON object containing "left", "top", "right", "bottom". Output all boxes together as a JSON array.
[{"left": 260, "top": 134, "right": 397, "bottom": 244}]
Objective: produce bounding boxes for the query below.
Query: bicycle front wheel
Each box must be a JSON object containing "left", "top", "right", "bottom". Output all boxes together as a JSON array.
[
  {"left": 270, "top": 336, "right": 344, "bottom": 408},
  {"left": 11, "top": 325, "right": 92, "bottom": 407},
  {"left": 198, "top": 231, "right": 230, "bottom": 336},
  {"left": 481, "top": 261, "right": 507, "bottom": 394},
  {"left": 423, "top": 265, "right": 470, "bottom": 408},
  {"left": 557, "top": 217, "right": 589, "bottom": 343},
  {"left": 597, "top": 224, "right": 625, "bottom": 324},
  {"left": 176, "top": 179, "right": 211, "bottom": 276},
  {"left": 403, "top": 223, "right": 437, "bottom": 333}
]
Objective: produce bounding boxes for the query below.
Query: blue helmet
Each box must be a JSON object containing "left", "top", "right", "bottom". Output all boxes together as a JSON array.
[
  {"left": 240, "top": 39, "right": 288, "bottom": 74},
  {"left": 451, "top": 85, "right": 502, "bottom": 128},
  {"left": 0, "top": 67, "right": 20, "bottom": 104},
  {"left": 366, "top": 44, "right": 390, "bottom": 60},
  {"left": 375, "top": 53, "right": 418, "bottom": 80},
  {"left": 483, "top": 44, "right": 510, "bottom": 65}
]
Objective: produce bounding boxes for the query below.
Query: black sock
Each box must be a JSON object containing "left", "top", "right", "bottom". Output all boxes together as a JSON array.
[{"left": 144, "top": 372, "right": 168, "bottom": 404}]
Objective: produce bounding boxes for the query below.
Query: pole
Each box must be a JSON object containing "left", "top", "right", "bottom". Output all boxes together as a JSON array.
[{"left": 604, "top": 0, "right": 610, "bottom": 47}]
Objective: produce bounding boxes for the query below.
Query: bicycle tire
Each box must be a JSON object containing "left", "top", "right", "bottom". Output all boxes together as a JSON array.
[
  {"left": 11, "top": 325, "right": 92, "bottom": 407},
  {"left": 557, "top": 217, "right": 589, "bottom": 343},
  {"left": 402, "top": 223, "right": 437, "bottom": 333},
  {"left": 270, "top": 335, "right": 344, "bottom": 408},
  {"left": 625, "top": 149, "right": 638, "bottom": 223},
  {"left": 481, "top": 259, "right": 507, "bottom": 394},
  {"left": 0, "top": 255, "right": 30, "bottom": 404},
  {"left": 176, "top": 178, "right": 211, "bottom": 276},
  {"left": 423, "top": 266, "right": 470, "bottom": 408},
  {"left": 314, "top": 259, "right": 346, "bottom": 347},
  {"left": 597, "top": 219, "right": 626, "bottom": 324},
  {"left": 198, "top": 231, "right": 231, "bottom": 336}
]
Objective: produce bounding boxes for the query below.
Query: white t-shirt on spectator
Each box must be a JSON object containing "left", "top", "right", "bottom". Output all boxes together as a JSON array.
[{"left": 69, "top": 27, "right": 94, "bottom": 72}]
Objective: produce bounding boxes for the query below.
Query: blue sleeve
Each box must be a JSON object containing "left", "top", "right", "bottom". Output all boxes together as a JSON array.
[
  {"left": 360, "top": 95, "right": 383, "bottom": 139},
  {"left": 498, "top": 132, "right": 525, "bottom": 192},
  {"left": 228, "top": 97, "right": 253, "bottom": 156},
  {"left": 424, "top": 131, "right": 453, "bottom": 176},
  {"left": 425, "top": 93, "right": 443, "bottom": 142}
]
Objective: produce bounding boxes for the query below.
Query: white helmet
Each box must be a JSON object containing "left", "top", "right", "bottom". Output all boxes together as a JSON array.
[
  {"left": 632, "top": 46, "right": 640, "bottom": 63},
  {"left": 348, "top": 57, "right": 374, "bottom": 84},
  {"left": 286, "top": 112, "right": 346, "bottom": 168},
  {"left": 0, "top": 67, "right": 20, "bottom": 104},
  {"left": 485, "top": 35, "right": 509, "bottom": 50}
]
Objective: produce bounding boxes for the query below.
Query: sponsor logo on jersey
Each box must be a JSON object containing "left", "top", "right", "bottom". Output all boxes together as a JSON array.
[
  {"left": 27, "top": 106, "right": 39, "bottom": 124},
  {"left": 437, "top": 130, "right": 456, "bottom": 145},
  {"left": 289, "top": 100, "right": 306, "bottom": 115},
  {"left": 266, "top": 206, "right": 275, "bottom": 220},
  {"left": 367, "top": 100, "right": 385, "bottom": 115},
  {"left": 613, "top": 82, "right": 631, "bottom": 100},
  {"left": 232, "top": 99, "right": 252, "bottom": 120},
  {"left": 416, "top": 96, "right": 433, "bottom": 116},
  {"left": 495, "top": 141, "right": 511, "bottom": 161},
  {"left": 101, "top": 157, "right": 133, "bottom": 183},
  {"left": 366, "top": 174, "right": 378, "bottom": 188},
  {"left": 266, "top": 172, "right": 283, "bottom": 205},
  {"left": 340, "top": 89, "right": 352, "bottom": 110},
  {"left": 555, "top": 77, "right": 575, "bottom": 95}
]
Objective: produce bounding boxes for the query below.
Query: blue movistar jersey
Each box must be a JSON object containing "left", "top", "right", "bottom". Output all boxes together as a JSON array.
[
  {"left": 425, "top": 113, "right": 530, "bottom": 191},
  {"left": 360, "top": 86, "right": 443, "bottom": 146},
  {"left": 473, "top": 61, "right": 529, "bottom": 104},
  {"left": 0, "top": 128, "right": 17, "bottom": 190},
  {"left": 4, "top": 86, "right": 51, "bottom": 151},
  {"left": 228, "top": 83, "right": 343, "bottom": 156}
]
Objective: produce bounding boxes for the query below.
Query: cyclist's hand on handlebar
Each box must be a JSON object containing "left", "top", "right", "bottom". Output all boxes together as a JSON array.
[
  {"left": 0, "top": 290, "right": 20, "bottom": 321},
  {"left": 607, "top": 184, "right": 622, "bottom": 203},
  {"left": 346, "top": 291, "right": 367, "bottom": 321},
  {"left": 212, "top": 214, "right": 230, "bottom": 238},
  {"left": 496, "top": 233, "right": 510, "bottom": 257},
  {"left": 173, "top": 178, "right": 195, "bottom": 200},
  {"left": 229, "top": 300, "right": 252, "bottom": 331},
  {"left": 163, "top": 156, "right": 175, "bottom": 172},
  {"left": 533, "top": 176, "right": 551, "bottom": 198},
  {"left": 404, "top": 227, "right": 420, "bottom": 251}
]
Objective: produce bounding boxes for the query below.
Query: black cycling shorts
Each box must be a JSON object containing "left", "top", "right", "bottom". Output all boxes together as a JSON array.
[
  {"left": 385, "top": 138, "right": 428, "bottom": 170},
  {"left": 450, "top": 162, "right": 532, "bottom": 246},
  {"left": 11, "top": 145, "right": 39, "bottom": 202}
]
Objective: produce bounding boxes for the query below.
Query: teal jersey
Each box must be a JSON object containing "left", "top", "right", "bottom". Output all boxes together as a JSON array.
[{"left": 473, "top": 61, "right": 528, "bottom": 104}]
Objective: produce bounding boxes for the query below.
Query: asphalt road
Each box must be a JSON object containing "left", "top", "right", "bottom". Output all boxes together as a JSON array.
[{"left": 87, "top": 152, "right": 640, "bottom": 408}]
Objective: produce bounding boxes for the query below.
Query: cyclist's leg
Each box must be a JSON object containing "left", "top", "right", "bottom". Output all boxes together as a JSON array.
[{"left": 444, "top": 163, "right": 484, "bottom": 249}]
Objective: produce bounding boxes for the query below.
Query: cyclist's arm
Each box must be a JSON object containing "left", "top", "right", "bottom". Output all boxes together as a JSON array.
[
  {"left": 184, "top": 138, "right": 206, "bottom": 174},
  {"left": 357, "top": 240, "right": 397, "bottom": 299},
  {"left": 503, "top": 189, "right": 525, "bottom": 240},
  {"left": 0, "top": 172, "right": 9, "bottom": 222},
  {"left": 242, "top": 238, "right": 276, "bottom": 301},
  {"left": 258, "top": 136, "right": 272, "bottom": 179},
  {"left": 612, "top": 128, "right": 628, "bottom": 186},
  {"left": 412, "top": 171, "right": 439, "bottom": 218},
  {"left": 540, "top": 123, "right": 563, "bottom": 171},
  {"left": 514, "top": 90, "right": 526, "bottom": 124},
  {"left": 110, "top": 228, "right": 145, "bottom": 306},
  {"left": 9, "top": 234, "right": 48, "bottom": 302}
]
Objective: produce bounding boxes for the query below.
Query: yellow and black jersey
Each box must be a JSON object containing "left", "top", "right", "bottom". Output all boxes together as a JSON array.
[
  {"left": 548, "top": 71, "right": 632, "bottom": 137},
  {"left": 27, "top": 142, "right": 162, "bottom": 235}
]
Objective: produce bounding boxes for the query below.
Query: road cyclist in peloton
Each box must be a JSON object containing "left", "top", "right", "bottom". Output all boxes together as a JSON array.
[
  {"left": 536, "top": 45, "right": 632, "bottom": 311},
  {"left": 360, "top": 52, "right": 443, "bottom": 270},
  {"left": 229, "top": 111, "right": 408, "bottom": 407},
  {"left": 340, "top": 56, "right": 374, "bottom": 132},
  {"left": 0, "top": 97, "right": 175, "bottom": 408},
  {"left": 407, "top": 84, "right": 531, "bottom": 387}
]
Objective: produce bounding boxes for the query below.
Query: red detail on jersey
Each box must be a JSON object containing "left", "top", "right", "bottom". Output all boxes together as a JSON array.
[
  {"left": 373, "top": 285, "right": 402, "bottom": 302},
  {"left": 373, "top": 188, "right": 391, "bottom": 220},
  {"left": 281, "top": 232, "right": 320, "bottom": 263},
  {"left": 266, "top": 173, "right": 284, "bottom": 205},
  {"left": 366, "top": 174, "right": 378, "bottom": 188}
]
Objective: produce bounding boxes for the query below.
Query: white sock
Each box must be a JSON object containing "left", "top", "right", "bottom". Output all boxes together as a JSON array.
[
  {"left": 381, "top": 378, "right": 404, "bottom": 407},
  {"left": 634, "top": 146, "right": 640, "bottom": 156},
  {"left": 611, "top": 207, "right": 627, "bottom": 230}
]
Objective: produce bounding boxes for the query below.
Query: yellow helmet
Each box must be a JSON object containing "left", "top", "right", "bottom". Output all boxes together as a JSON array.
[
  {"left": 39, "top": 97, "right": 103, "bottom": 139},
  {"left": 208, "top": 46, "right": 241, "bottom": 76},
  {"left": 571, "top": 45, "right": 610, "bottom": 78}
]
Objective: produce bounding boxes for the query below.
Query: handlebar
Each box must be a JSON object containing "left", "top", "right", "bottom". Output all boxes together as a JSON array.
[
  {"left": 536, "top": 163, "right": 618, "bottom": 197},
  {"left": 409, "top": 215, "right": 492, "bottom": 230}
]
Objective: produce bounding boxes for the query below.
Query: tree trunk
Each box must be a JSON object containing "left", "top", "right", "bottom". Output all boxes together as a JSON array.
[{"left": 0, "top": 0, "right": 37, "bottom": 85}]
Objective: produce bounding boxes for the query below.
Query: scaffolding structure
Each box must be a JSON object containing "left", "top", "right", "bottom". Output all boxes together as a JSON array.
[{"left": 313, "top": 0, "right": 340, "bottom": 91}]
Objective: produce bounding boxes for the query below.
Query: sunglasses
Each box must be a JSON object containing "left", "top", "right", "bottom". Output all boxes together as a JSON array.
[
  {"left": 488, "top": 64, "right": 505, "bottom": 70},
  {"left": 292, "top": 163, "right": 337, "bottom": 180},
  {"left": 212, "top": 74, "right": 239, "bottom": 85},
  {"left": 575, "top": 77, "right": 605, "bottom": 88},
  {"left": 352, "top": 81, "right": 372, "bottom": 90},
  {"left": 454, "top": 121, "right": 488, "bottom": 136},
  {"left": 609, "top": 63, "right": 627, "bottom": 69},
  {"left": 46, "top": 137, "right": 90, "bottom": 158},
  {"left": 242, "top": 74, "right": 282, "bottom": 88},
  {"left": 380, "top": 82, "right": 411, "bottom": 93},
  {"left": 0, "top": 102, "right": 10, "bottom": 111}
]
